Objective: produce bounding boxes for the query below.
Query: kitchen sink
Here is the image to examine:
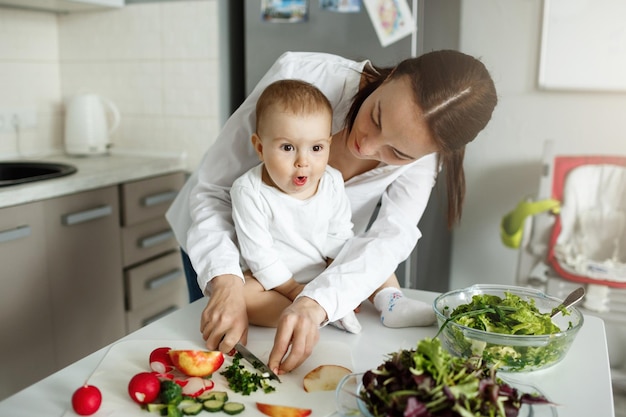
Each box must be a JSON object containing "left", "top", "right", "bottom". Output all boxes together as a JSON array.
[{"left": 0, "top": 161, "right": 77, "bottom": 187}]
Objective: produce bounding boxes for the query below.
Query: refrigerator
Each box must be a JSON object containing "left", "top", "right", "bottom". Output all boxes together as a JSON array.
[{"left": 223, "top": 0, "right": 461, "bottom": 292}]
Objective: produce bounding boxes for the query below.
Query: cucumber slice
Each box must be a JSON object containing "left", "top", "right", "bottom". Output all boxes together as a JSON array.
[
  {"left": 197, "top": 390, "right": 228, "bottom": 402},
  {"left": 210, "top": 391, "right": 229, "bottom": 402},
  {"left": 181, "top": 403, "right": 203, "bottom": 416},
  {"left": 223, "top": 402, "right": 245, "bottom": 415},
  {"left": 146, "top": 403, "right": 167, "bottom": 414},
  {"left": 179, "top": 399, "right": 197, "bottom": 408},
  {"left": 203, "top": 399, "right": 225, "bottom": 412},
  {"left": 196, "top": 391, "right": 214, "bottom": 401}
]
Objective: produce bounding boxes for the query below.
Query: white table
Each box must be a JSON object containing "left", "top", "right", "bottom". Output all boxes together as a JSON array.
[{"left": 0, "top": 289, "right": 615, "bottom": 417}]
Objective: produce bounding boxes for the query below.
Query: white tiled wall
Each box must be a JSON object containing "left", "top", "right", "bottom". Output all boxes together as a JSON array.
[
  {"left": 0, "top": 8, "right": 62, "bottom": 157},
  {"left": 0, "top": 0, "right": 221, "bottom": 170}
]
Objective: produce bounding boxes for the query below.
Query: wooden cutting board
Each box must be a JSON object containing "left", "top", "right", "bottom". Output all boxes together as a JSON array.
[{"left": 65, "top": 339, "right": 353, "bottom": 417}]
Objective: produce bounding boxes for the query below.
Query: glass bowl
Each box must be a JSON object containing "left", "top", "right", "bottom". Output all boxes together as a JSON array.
[{"left": 433, "top": 284, "right": 584, "bottom": 372}]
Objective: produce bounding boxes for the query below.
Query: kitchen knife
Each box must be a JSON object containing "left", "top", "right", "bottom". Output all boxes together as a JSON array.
[{"left": 234, "top": 343, "right": 281, "bottom": 382}]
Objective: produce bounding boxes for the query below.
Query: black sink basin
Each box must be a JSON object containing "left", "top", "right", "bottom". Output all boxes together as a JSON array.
[{"left": 0, "top": 161, "right": 77, "bottom": 187}]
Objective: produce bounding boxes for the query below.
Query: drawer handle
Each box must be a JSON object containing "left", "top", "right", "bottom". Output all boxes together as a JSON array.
[
  {"left": 146, "top": 268, "right": 183, "bottom": 290},
  {"left": 0, "top": 225, "right": 31, "bottom": 244},
  {"left": 142, "top": 190, "right": 179, "bottom": 207},
  {"left": 62, "top": 205, "right": 112, "bottom": 226},
  {"left": 139, "top": 229, "right": 175, "bottom": 248},
  {"left": 141, "top": 305, "right": 178, "bottom": 327}
]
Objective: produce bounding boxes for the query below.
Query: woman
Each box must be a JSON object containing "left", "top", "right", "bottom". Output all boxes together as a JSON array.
[{"left": 165, "top": 50, "right": 497, "bottom": 375}]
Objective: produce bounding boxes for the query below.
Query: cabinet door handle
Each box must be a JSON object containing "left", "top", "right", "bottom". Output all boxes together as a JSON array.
[
  {"left": 142, "top": 190, "right": 178, "bottom": 207},
  {"left": 146, "top": 268, "right": 183, "bottom": 290},
  {"left": 141, "top": 305, "right": 178, "bottom": 327},
  {"left": 0, "top": 225, "right": 31, "bottom": 244},
  {"left": 62, "top": 205, "right": 113, "bottom": 226},
  {"left": 138, "top": 229, "right": 174, "bottom": 248}
]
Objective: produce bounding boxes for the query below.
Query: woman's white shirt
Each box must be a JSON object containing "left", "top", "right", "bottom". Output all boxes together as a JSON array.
[{"left": 165, "top": 51, "right": 438, "bottom": 323}]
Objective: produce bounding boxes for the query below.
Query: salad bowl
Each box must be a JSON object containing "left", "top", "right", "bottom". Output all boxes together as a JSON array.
[{"left": 433, "top": 284, "right": 584, "bottom": 372}]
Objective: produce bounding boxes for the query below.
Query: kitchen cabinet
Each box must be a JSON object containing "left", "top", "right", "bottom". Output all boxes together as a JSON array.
[
  {"left": 0, "top": 201, "right": 56, "bottom": 399},
  {"left": 120, "top": 172, "right": 187, "bottom": 333},
  {"left": 0, "top": 169, "right": 187, "bottom": 400},
  {"left": 0, "top": 0, "right": 123, "bottom": 13},
  {"left": 44, "top": 186, "right": 126, "bottom": 369}
]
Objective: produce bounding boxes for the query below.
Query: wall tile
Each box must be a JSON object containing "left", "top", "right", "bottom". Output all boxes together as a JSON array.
[
  {"left": 162, "top": 59, "right": 219, "bottom": 117},
  {"left": 161, "top": 0, "right": 218, "bottom": 60},
  {"left": 59, "top": 5, "right": 161, "bottom": 60},
  {"left": 0, "top": 8, "right": 58, "bottom": 60},
  {"left": 60, "top": 61, "right": 163, "bottom": 115}
]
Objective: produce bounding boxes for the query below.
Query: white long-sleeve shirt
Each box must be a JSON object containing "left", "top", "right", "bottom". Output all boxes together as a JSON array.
[
  {"left": 231, "top": 164, "right": 353, "bottom": 290},
  {"left": 165, "top": 51, "right": 438, "bottom": 322}
]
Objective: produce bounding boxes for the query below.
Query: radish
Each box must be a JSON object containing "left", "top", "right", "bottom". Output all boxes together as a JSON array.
[
  {"left": 149, "top": 347, "right": 173, "bottom": 373},
  {"left": 180, "top": 377, "right": 215, "bottom": 397},
  {"left": 71, "top": 385, "right": 102, "bottom": 416},
  {"left": 128, "top": 372, "right": 161, "bottom": 405}
]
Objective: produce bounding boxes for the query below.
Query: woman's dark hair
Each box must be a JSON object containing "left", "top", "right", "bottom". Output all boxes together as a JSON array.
[{"left": 344, "top": 50, "right": 497, "bottom": 228}]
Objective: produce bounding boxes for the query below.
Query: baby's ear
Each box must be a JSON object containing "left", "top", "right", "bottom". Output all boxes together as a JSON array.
[{"left": 251, "top": 133, "right": 264, "bottom": 160}]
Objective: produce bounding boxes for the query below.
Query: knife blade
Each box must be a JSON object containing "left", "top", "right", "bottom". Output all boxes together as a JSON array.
[{"left": 234, "top": 343, "right": 281, "bottom": 382}]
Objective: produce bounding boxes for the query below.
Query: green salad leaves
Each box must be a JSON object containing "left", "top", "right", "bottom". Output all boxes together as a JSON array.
[
  {"left": 446, "top": 293, "right": 561, "bottom": 336},
  {"left": 359, "top": 338, "right": 550, "bottom": 417},
  {"left": 437, "top": 292, "right": 573, "bottom": 371}
]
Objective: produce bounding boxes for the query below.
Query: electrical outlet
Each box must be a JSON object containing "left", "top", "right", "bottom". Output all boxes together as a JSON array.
[{"left": 0, "top": 109, "right": 38, "bottom": 132}]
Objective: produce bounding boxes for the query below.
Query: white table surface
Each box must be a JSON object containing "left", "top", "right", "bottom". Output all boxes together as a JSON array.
[{"left": 0, "top": 289, "right": 615, "bottom": 417}]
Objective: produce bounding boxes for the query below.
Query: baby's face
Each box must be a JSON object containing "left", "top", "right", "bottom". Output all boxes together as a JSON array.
[{"left": 253, "top": 109, "right": 332, "bottom": 200}]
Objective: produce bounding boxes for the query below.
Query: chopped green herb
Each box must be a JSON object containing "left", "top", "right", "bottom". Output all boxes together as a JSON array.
[{"left": 219, "top": 353, "right": 276, "bottom": 395}]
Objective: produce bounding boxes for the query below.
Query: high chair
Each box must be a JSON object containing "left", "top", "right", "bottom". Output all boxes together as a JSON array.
[{"left": 500, "top": 140, "right": 626, "bottom": 313}]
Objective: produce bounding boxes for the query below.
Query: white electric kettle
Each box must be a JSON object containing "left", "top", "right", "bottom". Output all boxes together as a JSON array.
[{"left": 64, "top": 93, "right": 120, "bottom": 156}]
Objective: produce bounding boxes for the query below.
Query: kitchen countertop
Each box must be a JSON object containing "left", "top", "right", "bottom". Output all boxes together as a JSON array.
[
  {"left": 0, "top": 152, "right": 187, "bottom": 209},
  {"left": 0, "top": 289, "right": 615, "bottom": 417}
]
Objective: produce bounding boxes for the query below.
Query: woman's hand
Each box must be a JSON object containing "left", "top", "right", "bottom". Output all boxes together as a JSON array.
[
  {"left": 268, "top": 296, "right": 327, "bottom": 374},
  {"left": 200, "top": 274, "right": 248, "bottom": 354}
]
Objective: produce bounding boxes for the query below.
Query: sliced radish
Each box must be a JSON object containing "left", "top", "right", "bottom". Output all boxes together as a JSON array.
[
  {"left": 151, "top": 371, "right": 175, "bottom": 380},
  {"left": 181, "top": 377, "right": 206, "bottom": 397},
  {"left": 149, "top": 347, "right": 173, "bottom": 373}
]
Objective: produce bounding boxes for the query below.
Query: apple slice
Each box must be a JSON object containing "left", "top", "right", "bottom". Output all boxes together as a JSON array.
[
  {"left": 302, "top": 364, "right": 352, "bottom": 392},
  {"left": 256, "top": 402, "right": 312, "bottom": 417},
  {"left": 168, "top": 350, "right": 225, "bottom": 377}
]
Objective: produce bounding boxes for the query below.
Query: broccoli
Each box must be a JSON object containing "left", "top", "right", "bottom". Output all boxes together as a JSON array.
[
  {"left": 167, "top": 403, "right": 183, "bottom": 417},
  {"left": 160, "top": 380, "right": 183, "bottom": 405}
]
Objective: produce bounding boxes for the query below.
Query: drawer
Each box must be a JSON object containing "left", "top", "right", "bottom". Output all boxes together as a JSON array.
[
  {"left": 126, "top": 297, "right": 186, "bottom": 333},
  {"left": 120, "top": 172, "right": 185, "bottom": 227},
  {"left": 125, "top": 251, "right": 186, "bottom": 311},
  {"left": 121, "top": 217, "right": 178, "bottom": 267}
]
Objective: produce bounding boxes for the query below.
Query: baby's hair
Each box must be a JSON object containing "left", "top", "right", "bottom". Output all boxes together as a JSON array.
[{"left": 255, "top": 79, "right": 332, "bottom": 133}]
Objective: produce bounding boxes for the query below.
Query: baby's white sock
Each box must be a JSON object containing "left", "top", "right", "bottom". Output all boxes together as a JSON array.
[
  {"left": 329, "top": 310, "right": 362, "bottom": 334},
  {"left": 373, "top": 287, "right": 435, "bottom": 328}
]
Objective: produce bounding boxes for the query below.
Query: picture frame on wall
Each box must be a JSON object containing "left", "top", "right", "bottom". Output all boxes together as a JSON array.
[
  {"left": 261, "top": 0, "right": 309, "bottom": 23},
  {"left": 539, "top": 0, "right": 626, "bottom": 92}
]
